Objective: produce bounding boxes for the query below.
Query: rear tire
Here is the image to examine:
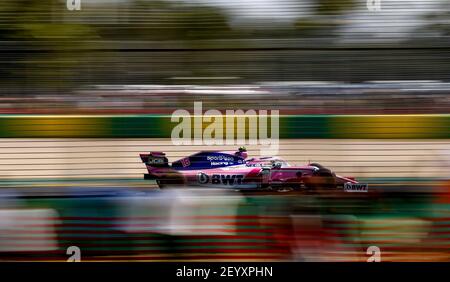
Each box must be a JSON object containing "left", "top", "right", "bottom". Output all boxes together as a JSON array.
[{"left": 156, "top": 174, "right": 184, "bottom": 189}]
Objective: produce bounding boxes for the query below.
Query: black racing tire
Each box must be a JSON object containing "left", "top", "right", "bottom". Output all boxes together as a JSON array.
[
  {"left": 270, "top": 185, "right": 293, "bottom": 192},
  {"left": 310, "top": 163, "right": 325, "bottom": 169},
  {"left": 157, "top": 174, "right": 184, "bottom": 189},
  {"left": 303, "top": 180, "right": 318, "bottom": 191},
  {"left": 305, "top": 164, "right": 337, "bottom": 190},
  {"left": 290, "top": 184, "right": 302, "bottom": 191}
]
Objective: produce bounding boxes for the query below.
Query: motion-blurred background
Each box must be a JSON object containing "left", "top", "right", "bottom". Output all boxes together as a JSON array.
[
  {"left": 0, "top": 0, "right": 449, "bottom": 114},
  {"left": 0, "top": 0, "right": 450, "bottom": 262}
]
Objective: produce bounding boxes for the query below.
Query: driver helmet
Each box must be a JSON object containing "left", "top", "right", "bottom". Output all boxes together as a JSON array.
[{"left": 236, "top": 146, "right": 248, "bottom": 159}]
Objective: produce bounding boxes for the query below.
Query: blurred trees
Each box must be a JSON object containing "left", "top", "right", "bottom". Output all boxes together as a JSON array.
[
  {"left": 417, "top": 1, "right": 450, "bottom": 38},
  {"left": 0, "top": 0, "right": 234, "bottom": 92},
  {"left": 0, "top": 0, "right": 448, "bottom": 93},
  {"left": 98, "top": 0, "right": 232, "bottom": 41},
  {"left": 315, "top": 0, "right": 355, "bottom": 15},
  {"left": 294, "top": 0, "right": 356, "bottom": 37},
  {"left": 0, "top": 0, "right": 100, "bottom": 91}
]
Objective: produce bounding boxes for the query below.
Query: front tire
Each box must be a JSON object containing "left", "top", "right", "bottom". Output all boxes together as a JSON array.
[
  {"left": 275, "top": 186, "right": 294, "bottom": 192},
  {"left": 304, "top": 164, "right": 337, "bottom": 190}
]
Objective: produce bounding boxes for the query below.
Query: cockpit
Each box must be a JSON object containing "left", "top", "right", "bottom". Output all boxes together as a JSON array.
[{"left": 246, "top": 157, "right": 290, "bottom": 168}]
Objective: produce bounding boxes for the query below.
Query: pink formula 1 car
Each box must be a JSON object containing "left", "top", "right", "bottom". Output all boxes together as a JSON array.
[{"left": 140, "top": 147, "right": 368, "bottom": 192}]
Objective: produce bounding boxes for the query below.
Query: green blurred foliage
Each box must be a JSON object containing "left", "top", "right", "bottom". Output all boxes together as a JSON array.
[
  {"left": 0, "top": 0, "right": 237, "bottom": 90},
  {"left": 0, "top": 0, "right": 102, "bottom": 89},
  {"left": 112, "top": 0, "right": 232, "bottom": 41},
  {"left": 420, "top": 2, "right": 450, "bottom": 37},
  {"left": 0, "top": 0, "right": 447, "bottom": 92},
  {"left": 315, "top": 0, "right": 355, "bottom": 15},
  {"left": 294, "top": 0, "right": 356, "bottom": 36}
]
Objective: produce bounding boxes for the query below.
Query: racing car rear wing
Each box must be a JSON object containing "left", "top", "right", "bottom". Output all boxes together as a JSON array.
[{"left": 140, "top": 152, "right": 169, "bottom": 167}]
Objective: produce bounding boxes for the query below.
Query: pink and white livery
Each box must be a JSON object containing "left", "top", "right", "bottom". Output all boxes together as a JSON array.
[{"left": 140, "top": 147, "right": 368, "bottom": 192}]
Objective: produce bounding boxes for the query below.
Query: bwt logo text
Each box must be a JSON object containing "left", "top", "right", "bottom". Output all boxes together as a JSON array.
[
  {"left": 67, "top": 0, "right": 81, "bottom": 11},
  {"left": 171, "top": 102, "right": 279, "bottom": 156}
]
